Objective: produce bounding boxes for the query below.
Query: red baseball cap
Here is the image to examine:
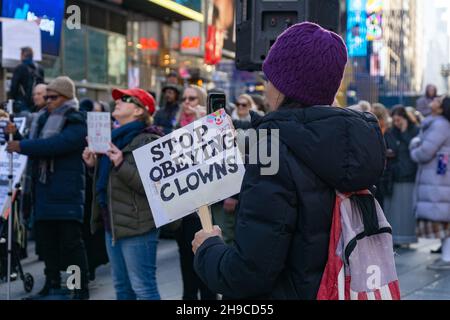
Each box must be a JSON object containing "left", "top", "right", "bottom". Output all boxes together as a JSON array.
[{"left": 112, "top": 88, "right": 156, "bottom": 115}]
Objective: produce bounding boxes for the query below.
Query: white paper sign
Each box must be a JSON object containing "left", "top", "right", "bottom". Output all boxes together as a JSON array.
[
  {"left": 2, "top": 19, "right": 42, "bottom": 67},
  {"left": 133, "top": 109, "right": 246, "bottom": 228},
  {"left": 0, "top": 118, "right": 28, "bottom": 217},
  {"left": 87, "top": 112, "right": 111, "bottom": 154}
]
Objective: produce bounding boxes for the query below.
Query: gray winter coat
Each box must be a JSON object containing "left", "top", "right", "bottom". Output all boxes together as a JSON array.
[{"left": 410, "top": 115, "right": 450, "bottom": 222}]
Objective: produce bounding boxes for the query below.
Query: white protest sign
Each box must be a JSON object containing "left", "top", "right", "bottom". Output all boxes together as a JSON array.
[
  {"left": 87, "top": 112, "right": 111, "bottom": 154},
  {"left": 0, "top": 118, "right": 28, "bottom": 217},
  {"left": 133, "top": 109, "right": 246, "bottom": 228},
  {"left": 1, "top": 19, "right": 42, "bottom": 67}
]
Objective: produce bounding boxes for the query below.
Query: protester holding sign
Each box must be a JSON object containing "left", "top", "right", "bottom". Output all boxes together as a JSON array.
[
  {"left": 6, "top": 76, "right": 89, "bottom": 300},
  {"left": 83, "top": 88, "right": 163, "bottom": 300},
  {"left": 192, "top": 22, "right": 385, "bottom": 299}
]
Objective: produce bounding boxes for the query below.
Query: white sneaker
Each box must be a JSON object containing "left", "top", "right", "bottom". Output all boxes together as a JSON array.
[{"left": 427, "top": 259, "right": 450, "bottom": 271}]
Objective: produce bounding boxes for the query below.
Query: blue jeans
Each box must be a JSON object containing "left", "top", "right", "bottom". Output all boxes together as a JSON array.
[{"left": 105, "top": 230, "right": 161, "bottom": 300}]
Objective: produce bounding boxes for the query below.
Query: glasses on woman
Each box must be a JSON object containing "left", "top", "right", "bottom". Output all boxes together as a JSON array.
[
  {"left": 120, "top": 95, "right": 145, "bottom": 109},
  {"left": 183, "top": 96, "right": 198, "bottom": 102},
  {"left": 236, "top": 102, "right": 249, "bottom": 108}
]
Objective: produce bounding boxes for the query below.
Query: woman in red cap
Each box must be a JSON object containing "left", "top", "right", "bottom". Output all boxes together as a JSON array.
[{"left": 82, "top": 88, "right": 163, "bottom": 300}]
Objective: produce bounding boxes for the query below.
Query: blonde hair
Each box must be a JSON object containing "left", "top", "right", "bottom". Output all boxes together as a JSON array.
[
  {"left": 371, "top": 103, "right": 391, "bottom": 133},
  {"left": 371, "top": 103, "right": 389, "bottom": 123},
  {"left": 237, "top": 94, "right": 256, "bottom": 110},
  {"left": 137, "top": 112, "right": 153, "bottom": 126},
  {"left": 358, "top": 100, "right": 372, "bottom": 112},
  {"left": 187, "top": 85, "right": 207, "bottom": 107}
]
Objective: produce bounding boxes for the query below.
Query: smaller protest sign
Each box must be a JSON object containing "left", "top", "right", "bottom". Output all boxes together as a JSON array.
[{"left": 87, "top": 112, "right": 111, "bottom": 154}]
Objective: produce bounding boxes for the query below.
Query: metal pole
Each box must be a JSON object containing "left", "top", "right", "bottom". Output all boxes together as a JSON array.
[{"left": 6, "top": 99, "right": 14, "bottom": 300}]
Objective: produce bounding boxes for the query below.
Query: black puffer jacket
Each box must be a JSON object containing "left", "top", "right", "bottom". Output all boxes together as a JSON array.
[{"left": 194, "top": 105, "right": 385, "bottom": 299}]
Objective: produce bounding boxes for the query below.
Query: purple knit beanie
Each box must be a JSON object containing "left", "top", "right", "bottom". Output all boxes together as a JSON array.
[{"left": 262, "top": 22, "right": 348, "bottom": 106}]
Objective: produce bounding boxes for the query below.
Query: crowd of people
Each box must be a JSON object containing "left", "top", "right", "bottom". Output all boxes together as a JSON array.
[
  {"left": 349, "top": 90, "right": 450, "bottom": 270},
  {"left": 2, "top": 21, "right": 450, "bottom": 300}
]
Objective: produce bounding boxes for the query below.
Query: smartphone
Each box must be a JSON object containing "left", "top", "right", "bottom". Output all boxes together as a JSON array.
[{"left": 207, "top": 92, "right": 226, "bottom": 114}]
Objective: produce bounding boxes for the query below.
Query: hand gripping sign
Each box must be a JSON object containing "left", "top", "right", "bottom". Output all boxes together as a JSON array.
[{"left": 133, "top": 109, "right": 245, "bottom": 230}]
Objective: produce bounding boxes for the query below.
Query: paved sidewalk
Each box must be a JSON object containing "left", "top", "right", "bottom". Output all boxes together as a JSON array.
[{"left": 1, "top": 237, "right": 449, "bottom": 300}]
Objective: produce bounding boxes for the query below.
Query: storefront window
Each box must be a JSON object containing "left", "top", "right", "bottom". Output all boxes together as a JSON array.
[
  {"left": 108, "top": 34, "right": 127, "bottom": 86},
  {"left": 63, "top": 26, "right": 87, "bottom": 81},
  {"left": 44, "top": 56, "right": 62, "bottom": 79},
  {"left": 88, "top": 29, "right": 108, "bottom": 84}
]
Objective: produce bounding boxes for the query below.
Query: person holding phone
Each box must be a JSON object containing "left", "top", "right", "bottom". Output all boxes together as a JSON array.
[
  {"left": 175, "top": 85, "right": 207, "bottom": 128},
  {"left": 83, "top": 88, "right": 163, "bottom": 300}
]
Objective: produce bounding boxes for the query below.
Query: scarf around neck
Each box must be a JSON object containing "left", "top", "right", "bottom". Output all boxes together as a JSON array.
[
  {"left": 35, "top": 99, "right": 79, "bottom": 183},
  {"left": 96, "top": 120, "right": 146, "bottom": 208}
]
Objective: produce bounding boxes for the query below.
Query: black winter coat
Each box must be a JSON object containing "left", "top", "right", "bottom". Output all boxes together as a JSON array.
[
  {"left": 194, "top": 105, "right": 385, "bottom": 299},
  {"left": 10, "top": 61, "right": 44, "bottom": 111}
]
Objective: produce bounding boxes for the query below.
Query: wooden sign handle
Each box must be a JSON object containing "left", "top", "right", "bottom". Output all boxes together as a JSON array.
[{"left": 198, "top": 205, "right": 213, "bottom": 232}]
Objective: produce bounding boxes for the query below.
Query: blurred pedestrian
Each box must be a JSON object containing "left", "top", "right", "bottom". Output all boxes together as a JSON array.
[
  {"left": 192, "top": 22, "right": 385, "bottom": 299},
  {"left": 79, "top": 98, "right": 94, "bottom": 113},
  {"left": 383, "top": 106, "right": 419, "bottom": 247},
  {"left": 405, "top": 106, "right": 424, "bottom": 125},
  {"left": 84, "top": 88, "right": 163, "bottom": 299},
  {"left": 154, "top": 84, "right": 181, "bottom": 135},
  {"left": 371, "top": 103, "right": 390, "bottom": 135},
  {"left": 22, "top": 83, "right": 48, "bottom": 259},
  {"left": 347, "top": 100, "right": 371, "bottom": 112},
  {"left": 164, "top": 71, "right": 178, "bottom": 85},
  {"left": 9, "top": 47, "right": 44, "bottom": 113},
  {"left": 173, "top": 86, "right": 216, "bottom": 300},
  {"left": 416, "top": 84, "right": 437, "bottom": 117},
  {"left": 6, "top": 76, "right": 89, "bottom": 299},
  {"left": 158, "top": 71, "right": 182, "bottom": 108},
  {"left": 32, "top": 84, "right": 47, "bottom": 112},
  {"left": 411, "top": 96, "right": 450, "bottom": 270},
  {"left": 175, "top": 85, "right": 207, "bottom": 128},
  {"left": 371, "top": 103, "right": 391, "bottom": 207},
  {"left": 231, "top": 94, "right": 256, "bottom": 122},
  {"left": 94, "top": 101, "right": 110, "bottom": 113}
]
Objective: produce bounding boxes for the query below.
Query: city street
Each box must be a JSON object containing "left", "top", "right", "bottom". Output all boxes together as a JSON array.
[
  {"left": 1, "top": 237, "right": 450, "bottom": 300},
  {"left": 1, "top": 0, "right": 450, "bottom": 304}
]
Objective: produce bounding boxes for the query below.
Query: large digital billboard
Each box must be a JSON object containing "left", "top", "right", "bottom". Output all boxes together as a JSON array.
[
  {"left": 346, "top": 0, "right": 368, "bottom": 57},
  {"left": 2, "top": 0, "right": 65, "bottom": 56}
]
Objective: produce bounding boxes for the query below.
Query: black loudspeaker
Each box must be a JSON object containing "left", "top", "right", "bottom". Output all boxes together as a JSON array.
[{"left": 236, "top": 0, "right": 340, "bottom": 71}]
